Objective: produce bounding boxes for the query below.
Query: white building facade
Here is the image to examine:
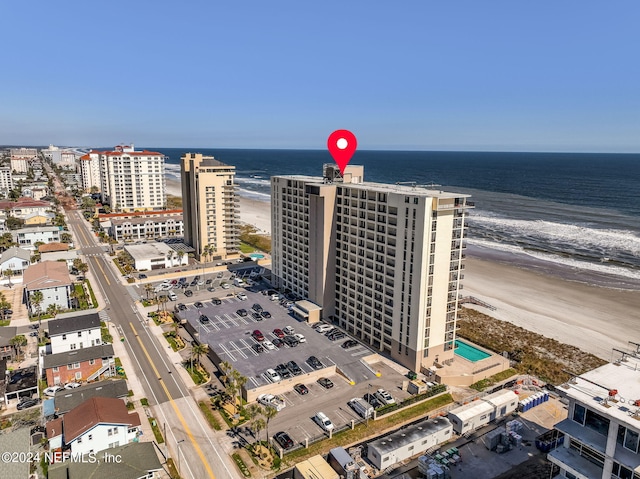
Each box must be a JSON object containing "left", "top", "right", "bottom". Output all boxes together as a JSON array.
[
  {"left": 79, "top": 153, "right": 101, "bottom": 192},
  {"left": 12, "top": 226, "right": 61, "bottom": 249},
  {"left": 96, "top": 144, "right": 166, "bottom": 211},
  {"left": 548, "top": 354, "right": 640, "bottom": 479},
  {"left": 0, "top": 167, "right": 13, "bottom": 194},
  {"left": 271, "top": 165, "right": 472, "bottom": 372}
]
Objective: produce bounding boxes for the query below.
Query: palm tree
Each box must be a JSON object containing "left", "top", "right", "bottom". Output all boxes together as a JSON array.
[
  {"left": 9, "top": 335, "right": 27, "bottom": 360},
  {"left": 46, "top": 304, "right": 60, "bottom": 318},
  {"left": 218, "top": 361, "right": 233, "bottom": 384},
  {"left": 0, "top": 293, "right": 11, "bottom": 322},
  {"left": 157, "top": 294, "right": 168, "bottom": 313},
  {"left": 177, "top": 250, "right": 185, "bottom": 266},
  {"left": 144, "top": 283, "right": 154, "bottom": 300},
  {"left": 263, "top": 405, "right": 278, "bottom": 447},
  {"left": 252, "top": 418, "right": 266, "bottom": 445},
  {"left": 166, "top": 251, "right": 174, "bottom": 267},
  {"left": 4, "top": 269, "right": 14, "bottom": 288},
  {"left": 78, "top": 262, "right": 89, "bottom": 275},
  {"left": 29, "top": 290, "right": 44, "bottom": 321},
  {"left": 191, "top": 343, "right": 208, "bottom": 366}
]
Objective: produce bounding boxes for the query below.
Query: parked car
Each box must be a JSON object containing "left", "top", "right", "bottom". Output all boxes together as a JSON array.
[
  {"left": 272, "top": 338, "right": 284, "bottom": 348},
  {"left": 274, "top": 431, "right": 294, "bottom": 450},
  {"left": 260, "top": 311, "right": 271, "bottom": 318},
  {"left": 212, "top": 298, "right": 222, "bottom": 305},
  {"left": 221, "top": 283, "right": 230, "bottom": 289},
  {"left": 374, "top": 388, "right": 396, "bottom": 405},
  {"left": 194, "top": 302, "right": 204, "bottom": 308},
  {"left": 265, "top": 368, "right": 281, "bottom": 383},
  {"left": 283, "top": 326, "right": 295, "bottom": 335},
  {"left": 283, "top": 335, "right": 299, "bottom": 347},
  {"left": 217, "top": 272, "right": 224, "bottom": 278},
  {"left": 328, "top": 331, "right": 345, "bottom": 341},
  {"left": 237, "top": 309, "right": 248, "bottom": 317},
  {"left": 263, "top": 340, "right": 276, "bottom": 351},
  {"left": 177, "top": 303, "right": 187, "bottom": 311},
  {"left": 363, "top": 393, "right": 382, "bottom": 409},
  {"left": 252, "top": 312, "right": 262, "bottom": 320},
  {"left": 43, "top": 386, "right": 63, "bottom": 397},
  {"left": 307, "top": 356, "right": 323, "bottom": 370},
  {"left": 184, "top": 290, "right": 193, "bottom": 297},
  {"left": 293, "top": 333, "right": 306, "bottom": 343},
  {"left": 237, "top": 293, "right": 248, "bottom": 301},
  {"left": 199, "top": 315, "right": 210, "bottom": 324},
  {"left": 314, "top": 412, "right": 334, "bottom": 431},
  {"left": 205, "top": 279, "right": 213, "bottom": 285},
  {"left": 287, "top": 361, "right": 303, "bottom": 376},
  {"left": 273, "top": 328, "right": 285, "bottom": 339},
  {"left": 17, "top": 397, "right": 40, "bottom": 410},
  {"left": 253, "top": 343, "right": 264, "bottom": 353},
  {"left": 138, "top": 273, "right": 147, "bottom": 279},
  {"left": 316, "top": 324, "right": 333, "bottom": 333},
  {"left": 252, "top": 330, "right": 265, "bottom": 341},
  {"left": 317, "top": 377, "right": 333, "bottom": 389},
  {"left": 64, "top": 382, "right": 81, "bottom": 389},
  {"left": 252, "top": 303, "right": 263, "bottom": 312},
  {"left": 294, "top": 383, "right": 309, "bottom": 395},
  {"left": 275, "top": 364, "right": 292, "bottom": 379},
  {"left": 341, "top": 340, "right": 358, "bottom": 349}
]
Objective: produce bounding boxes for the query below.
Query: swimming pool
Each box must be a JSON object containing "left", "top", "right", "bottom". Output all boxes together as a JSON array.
[
  {"left": 249, "top": 253, "right": 265, "bottom": 259},
  {"left": 454, "top": 340, "right": 491, "bottom": 362}
]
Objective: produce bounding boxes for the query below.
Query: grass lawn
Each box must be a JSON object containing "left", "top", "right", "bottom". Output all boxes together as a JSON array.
[
  {"left": 148, "top": 417, "right": 164, "bottom": 444},
  {"left": 239, "top": 242, "right": 254, "bottom": 254},
  {"left": 470, "top": 368, "right": 518, "bottom": 391},
  {"left": 198, "top": 401, "right": 222, "bottom": 430}
]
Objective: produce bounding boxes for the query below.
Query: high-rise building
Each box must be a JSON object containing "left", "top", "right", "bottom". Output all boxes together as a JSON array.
[
  {"left": 180, "top": 153, "right": 239, "bottom": 260},
  {"left": 548, "top": 350, "right": 640, "bottom": 479},
  {"left": 0, "top": 167, "right": 13, "bottom": 194},
  {"left": 271, "top": 165, "right": 472, "bottom": 372},
  {"left": 94, "top": 144, "right": 166, "bottom": 211},
  {"left": 79, "top": 152, "right": 101, "bottom": 192}
]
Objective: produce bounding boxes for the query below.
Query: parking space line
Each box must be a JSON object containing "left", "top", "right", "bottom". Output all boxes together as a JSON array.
[
  {"left": 351, "top": 349, "right": 370, "bottom": 357},
  {"left": 334, "top": 409, "right": 350, "bottom": 423},
  {"left": 249, "top": 377, "right": 260, "bottom": 387},
  {"left": 239, "top": 339, "right": 258, "bottom": 356},
  {"left": 218, "top": 343, "right": 236, "bottom": 361},
  {"left": 229, "top": 341, "right": 248, "bottom": 359},
  {"left": 225, "top": 314, "right": 239, "bottom": 326},
  {"left": 215, "top": 315, "right": 231, "bottom": 329}
]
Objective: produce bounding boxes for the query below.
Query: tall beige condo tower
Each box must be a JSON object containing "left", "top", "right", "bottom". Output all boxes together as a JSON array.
[
  {"left": 181, "top": 153, "right": 239, "bottom": 260},
  {"left": 272, "top": 165, "right": 472, "bottom": 373}
]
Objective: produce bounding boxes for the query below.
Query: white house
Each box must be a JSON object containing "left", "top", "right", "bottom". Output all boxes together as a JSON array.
[
  {"left": 0, "top": 247, "right": 31, "bottom": 276},
  {"left": 46, "top": 396, "right": 141, "bottom": 457},
  {"left": 124, "top": 242, "right": 188, "bottom": 271},
  {"left": 23, "top": 261, "right": 73, "bottom": 313},
  {"left": 48, "top": 312, "right": 102, "bottom": 354},
  {"left": 12, "top": 225, "right": 61, "bottom": 250}
]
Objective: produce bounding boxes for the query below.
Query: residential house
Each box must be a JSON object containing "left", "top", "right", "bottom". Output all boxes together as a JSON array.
[
  {"left": 23, "top": 261, "right": 73, "bottom": 313},
  {"left": 41, "top": 249, "right": 78, "bottom": 269},
  {"left": 24, "top": 211, "right": 55, "bottom": 225},
  {"left": 38, "top": 242, "right": 71, "bottom": 254},
  {"left": 0, "top": 197, "right": 52, "bottom": 221},
  {"left": 47, "top": 442, "right": 162, "bottom": 479},
  {"left": 0, "top": 326, "right": 18, "bottom": 361},
  {"left": 49, "top": 379, "right": 128, "bottom": 416},
  {"left": 12, "top": 225, "right": 61, "bottom": 250},
  {"left": 46, "top": 396, "right": 141, "bottom": 457},
  {"left": 4, "top": 365, "right": 38, "bottom": 405},
  {"left": 22, "top": 186, "right": 49, "bottom": 201},
  {"left": 42, "top": 344, "right": 115, "bottom": 386},
  {"left": 0, "top": 246, "right": 31, "bottom": 276},
  {"left": 48, "top": 312, "right": 102, "bottom": 354},
  {"left": 98, "top": 209, "right": 184, "bottom": 241}
]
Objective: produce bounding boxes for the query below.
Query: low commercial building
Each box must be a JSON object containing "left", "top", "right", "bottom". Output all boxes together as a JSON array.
[
  {"left": 290, "top": 300, "right": 322, "bottom": 323},
  {"left": 98, "top": 209, "right": 183, "bottom": 241},
  {"left": 124, "top": 242, "right": 188, "bottom": 271},
  {"left": 447, "top": 389, "right": 519, "bottom": 435},
  {"left": 367, "top": 417, "right": 453, "bottom": 470}
]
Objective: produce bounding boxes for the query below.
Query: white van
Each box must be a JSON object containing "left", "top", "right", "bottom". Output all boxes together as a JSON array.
[
  {"left": 348, "top": 398, "right": 374, "bottom": 419},
  {"left": 168, "top": 291, "right": 177, "bottom": 301},
  {"left": 314, "top": 412, "right": 334, "bottom": 432}
]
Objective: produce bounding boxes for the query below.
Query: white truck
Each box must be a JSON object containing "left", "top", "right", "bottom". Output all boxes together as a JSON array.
[
  {"left": 257, "top": 393, "right": 286, "bottom": 411},
  {"left": 348, "top": 397, "right": 374, "bottom": 419}
]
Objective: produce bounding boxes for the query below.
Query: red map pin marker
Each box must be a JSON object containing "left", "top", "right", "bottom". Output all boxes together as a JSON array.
[{"left": 327, "top": 130, "right": 357, "bottom": 174}]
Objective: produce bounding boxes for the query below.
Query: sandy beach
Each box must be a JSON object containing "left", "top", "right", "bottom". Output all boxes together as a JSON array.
[
  {"left": 166, "top": 177, "right": 272, "bottom": 234},
  {"left": 462, "top": 257, "right": 639, "bottom": 360}
]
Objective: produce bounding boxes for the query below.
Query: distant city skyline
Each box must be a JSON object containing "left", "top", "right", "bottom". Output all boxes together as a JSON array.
[{"left": 2, "top": 2, "right": 639, "bottom": 153}]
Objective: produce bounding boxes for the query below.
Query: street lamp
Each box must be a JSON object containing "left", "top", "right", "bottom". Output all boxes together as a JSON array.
[{"left": 177, "top": 439, "right": 185, "bottom": 475}]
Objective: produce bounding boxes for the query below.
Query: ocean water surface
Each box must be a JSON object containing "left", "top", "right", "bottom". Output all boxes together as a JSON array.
[{"left": 157, "top": 148, "right": 640, "bottom": 289}]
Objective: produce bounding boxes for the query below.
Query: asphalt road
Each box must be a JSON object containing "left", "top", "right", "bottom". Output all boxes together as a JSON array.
[{"left": 65, "top": 208, "right": 236, "bottom": 479}]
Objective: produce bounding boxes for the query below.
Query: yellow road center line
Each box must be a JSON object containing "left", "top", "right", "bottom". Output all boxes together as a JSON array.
[
  {"left": 129, "top": 323, "right": 216, "bottom": 479},
  {"left": 94, "top": 259, "right": 111, "bottom": 286}
]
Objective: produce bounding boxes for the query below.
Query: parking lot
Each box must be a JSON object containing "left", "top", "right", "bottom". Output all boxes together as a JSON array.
[{"left": 173, "top": 279, "right": 414, "bottom": 444}]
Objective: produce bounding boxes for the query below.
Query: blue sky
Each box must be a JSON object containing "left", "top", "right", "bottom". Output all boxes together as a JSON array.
[{"left": 1, "top": 1, "right": 639, "bottom": 152}]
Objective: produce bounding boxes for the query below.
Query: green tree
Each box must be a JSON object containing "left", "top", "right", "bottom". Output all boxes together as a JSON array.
[
  {"left": 0, "top": 232, "right": 15, "bottom": 251},
  {"left": 9, "top": 335, "right": 27, "bottom": 359},
  {"left": 29, "top": 290, "right": 44, "bottom": 320},
  {"left": 252, "top": 418, "right": 266, "bottom": 444},
  {"left": 0, "top": 292, "right": 11, "bottom": 321},
  {"left": 177, "top": 250, "right": 185, "bottom": 265},
  {"left": 263, "top": 405, "right": 278, "bottom": 446},
  {"left": 61, "top": 232, "right": 73, "bottom": 243},
  {"left": 4, "top": 269, "right": 14, "bottom": 288},
  {"left": 191, "top": 343, "right": 208, "bottom": 366},
  {"left": 144, "top": 283, "right": 155, "bottom": 300},
  {"left": 77, "top": 262, "right": 89, "bottom": 275}
]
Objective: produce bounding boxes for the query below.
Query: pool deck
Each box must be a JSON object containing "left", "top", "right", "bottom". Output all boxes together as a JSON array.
[
  {"left": 435, "top": 338, "right": 511, "bottom": 387},
  {"left": 454, "top": 339, "right": 492, "bottom": 362}
]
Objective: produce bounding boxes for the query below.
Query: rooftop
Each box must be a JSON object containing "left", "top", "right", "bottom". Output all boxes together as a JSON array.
[
  {"left": 0, "top": 246, "right": 31, "bottom": 263},
  {"left": 368, "top": 417, "right": 452, "bottom": 454},
  {"left": 39, "top": 242, "right": 71, "bottom": 253},
  {"left": 124, "top": 241, "right": 174, "bottom": 261},
  {"left": 98, "top": 209, "right": 182, "bottom": 219},
  {"left": 55, "top": 396, "right": 141, "bottom": 443},
  {"left": 43, "top": 344, "right": 114, "bottom": 369},
  {"left": 48, "top": 312, "right": 101, "bottom": 336},
  {"left": 53, "top": 379, "right": 129, "bottom": 415},
  {"left": 23, "top": 260, "right": 72, "bottom": 290},
  {"left": 47, "top": 442, "right": 162, "bottom": 479}
]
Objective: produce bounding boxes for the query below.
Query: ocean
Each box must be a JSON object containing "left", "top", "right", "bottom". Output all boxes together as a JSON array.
[{"left": 158, "top": 148, "right": 640, "bottom": 290}]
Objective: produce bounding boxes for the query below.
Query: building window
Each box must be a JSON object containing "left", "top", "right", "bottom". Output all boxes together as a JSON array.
[
  {"left": 62, "top": 334, "right": 66, "bottom": 340},
  {"left": 624, "top": 428, "right": 639, "bottom": 453},
  {"left": 52, "top": 366, "right": 59, "bottom": 372},
  {"left": 572, "top": 403, "right": 586, "bottom": 425}
]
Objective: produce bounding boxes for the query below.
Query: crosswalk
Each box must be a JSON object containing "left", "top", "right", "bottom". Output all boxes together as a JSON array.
[{"left": 98, "top": 310, "right": 110, "bottom": 323}]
